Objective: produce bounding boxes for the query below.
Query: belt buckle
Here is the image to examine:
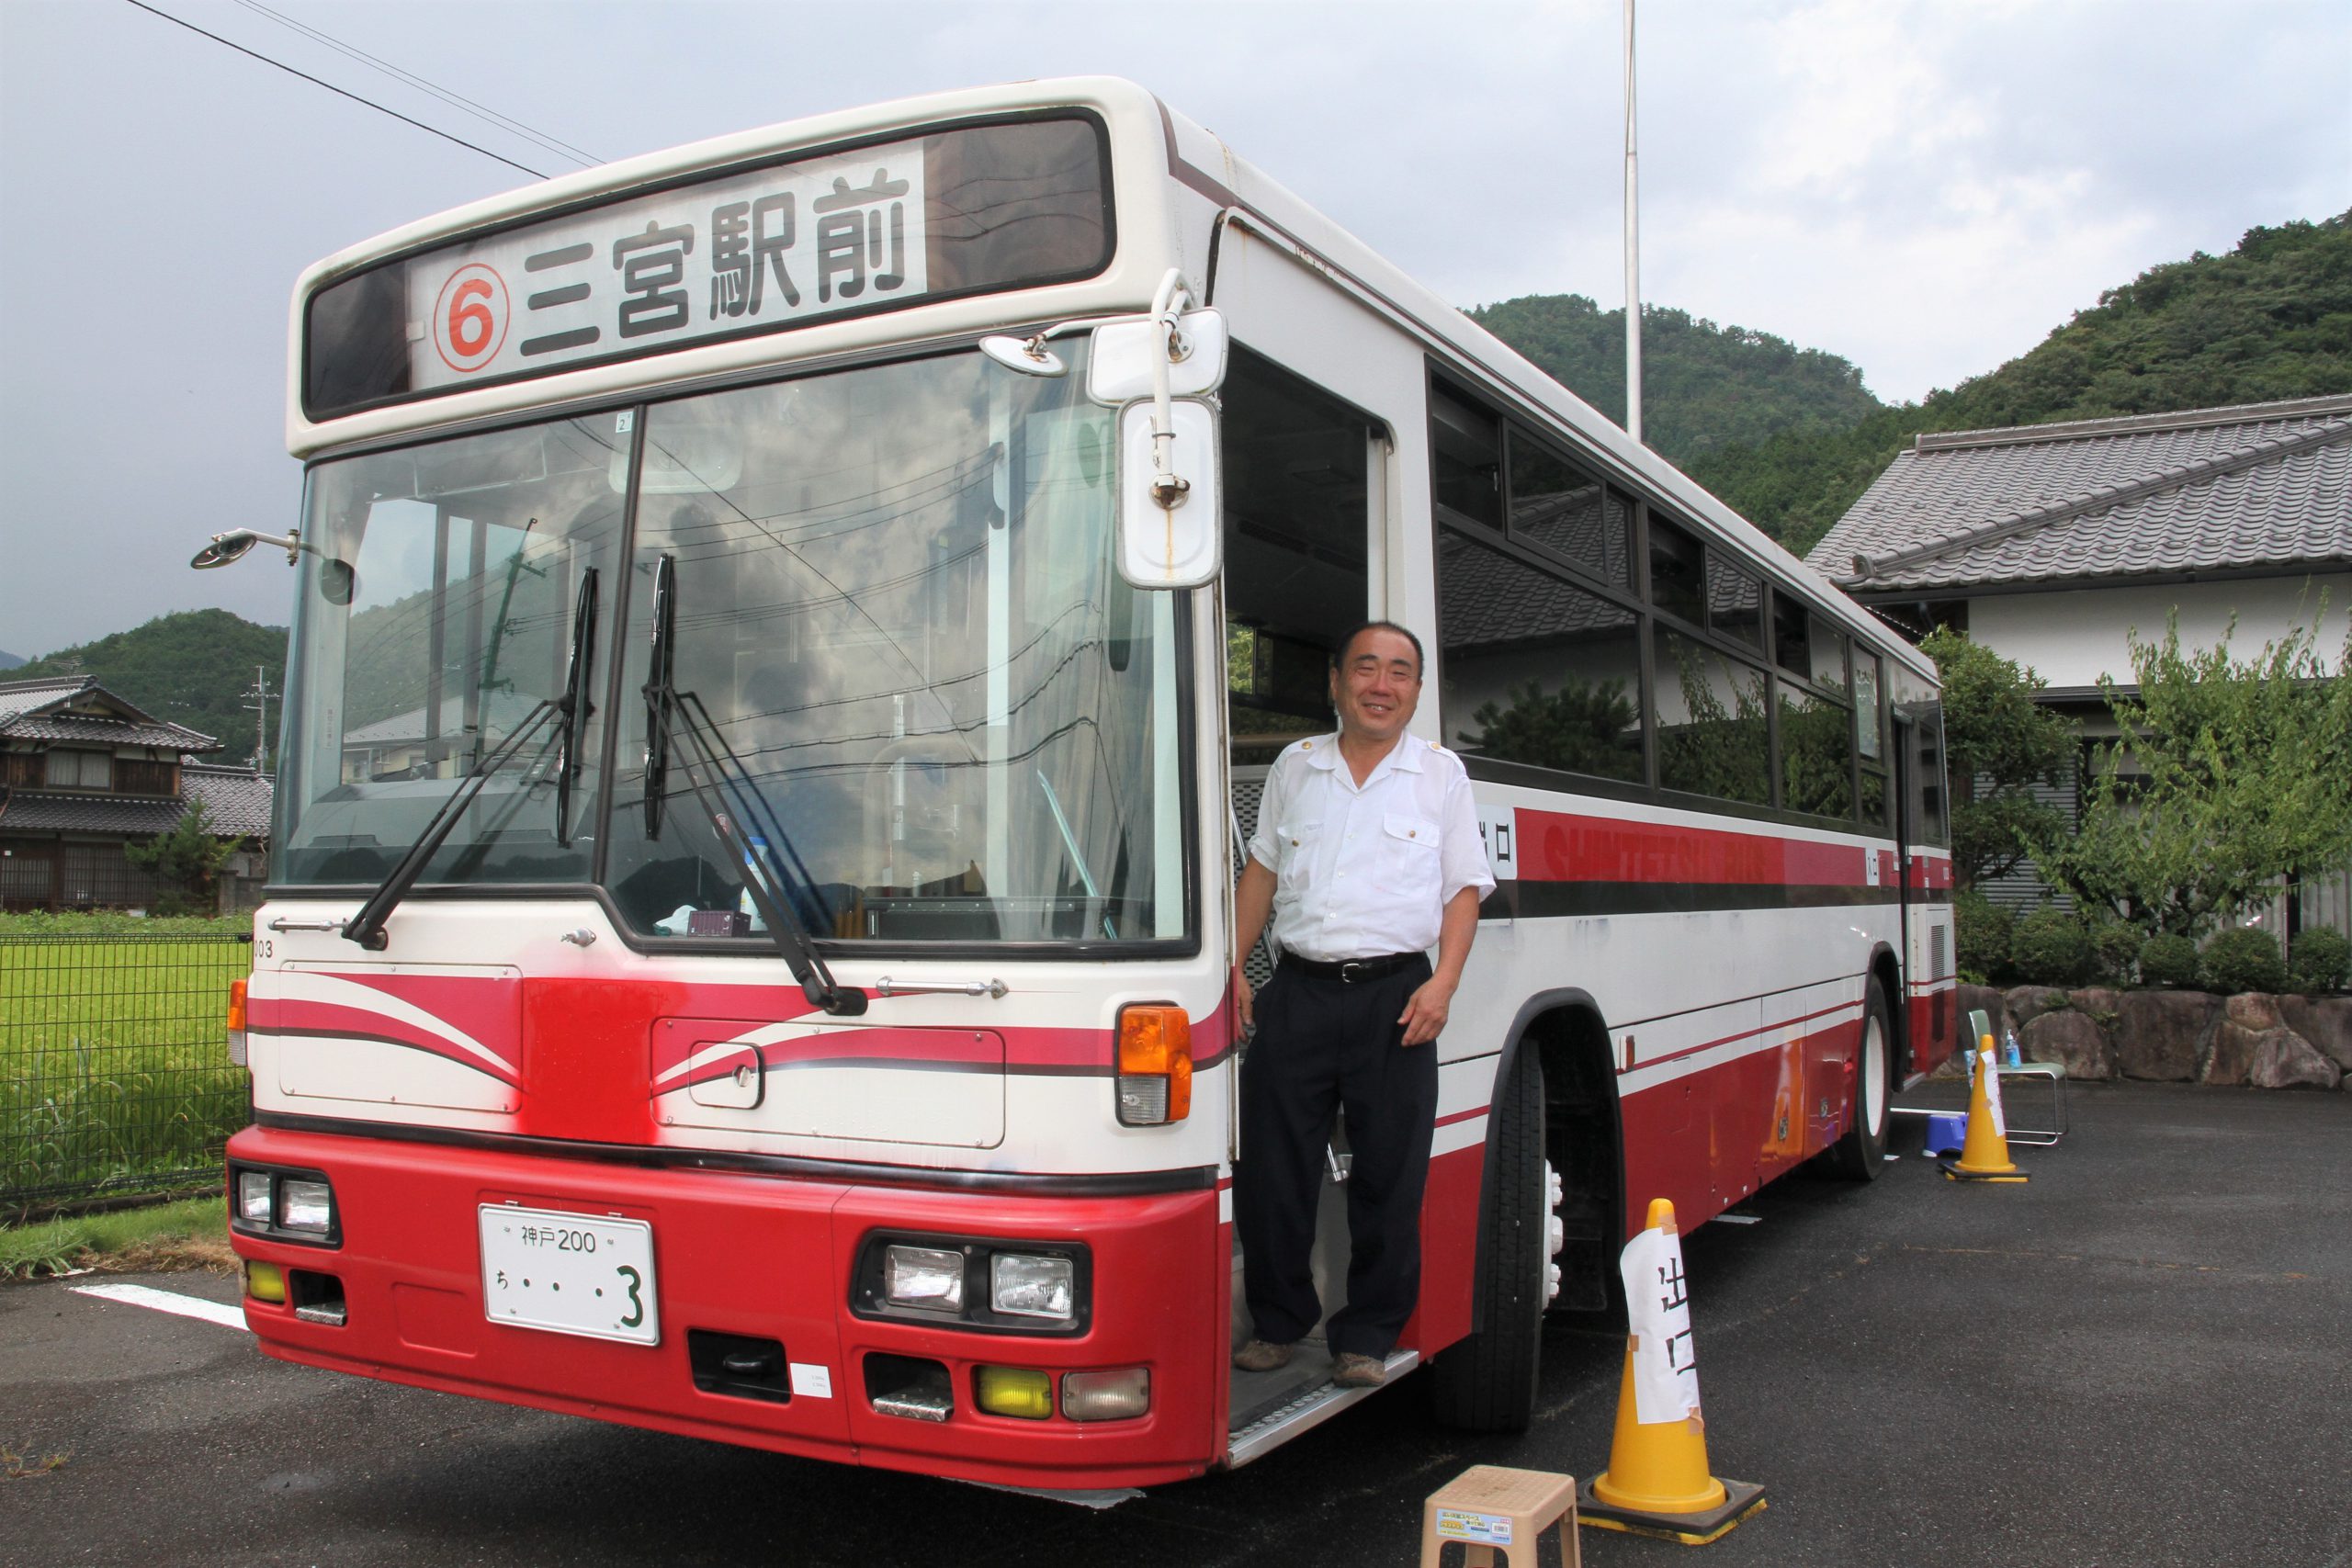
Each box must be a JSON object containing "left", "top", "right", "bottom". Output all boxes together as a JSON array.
[{"left": 1338, "top": 960, "right": 1368, "bottom": 985}]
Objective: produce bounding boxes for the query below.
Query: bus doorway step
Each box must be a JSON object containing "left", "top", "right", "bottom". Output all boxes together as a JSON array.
[{"left": 1226, "top": 1347, "right": 1420, "bottom": 1469}]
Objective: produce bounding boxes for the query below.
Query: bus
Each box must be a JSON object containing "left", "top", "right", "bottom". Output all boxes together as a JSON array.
[{"left": 211, "top": 76, "right": 1956, "bottom": 1495}]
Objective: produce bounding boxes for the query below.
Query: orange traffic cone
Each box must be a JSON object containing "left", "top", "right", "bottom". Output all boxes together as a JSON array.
[
  {"left": 1942, "top": 1033, "right": 2029, "bottom": 1183},
  {"left": 1576, "top": 1199, "right": 1767, "bottom": 1545}
]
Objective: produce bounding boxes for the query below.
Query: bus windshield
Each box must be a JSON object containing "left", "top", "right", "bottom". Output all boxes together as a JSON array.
[{"left": 275, "top": 342, "right": 1187, "bottom": 949}]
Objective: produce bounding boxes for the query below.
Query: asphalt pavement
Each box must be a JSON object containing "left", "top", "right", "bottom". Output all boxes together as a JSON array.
[{"left": 6, "top": 1081, "right": 2347, "bottom": 1567}]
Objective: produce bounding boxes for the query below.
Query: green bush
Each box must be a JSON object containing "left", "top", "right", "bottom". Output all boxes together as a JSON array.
[
  {"left": 2288, "top": 927, "right": 2350, "bottom": 994},
  {"left": 2138, "top": 932, "right": 2201, "bottom": 987},
  {"left": 2199, "top": 927, "right": 2286, "bottom": 995},
  {"left": 2090, "top": 921, "right": 2144, "bottom": 986},
  {"left": 2010, "top": 908, "right": 2095, "bottom": 987},
  {"left": 1954, "top": 891, "right": 2016, "bottom": 986}
]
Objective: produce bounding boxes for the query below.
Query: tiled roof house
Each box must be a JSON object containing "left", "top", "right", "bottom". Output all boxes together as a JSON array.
[
  {"left": 0, "top": 676, "right": 273, "bottom": 911},
  {"left": 1805, "top": 392, "right": 2352, "bottom": 919},
  {"left": 1808, "top": 393, "right": 2351, "bottom": 699}
]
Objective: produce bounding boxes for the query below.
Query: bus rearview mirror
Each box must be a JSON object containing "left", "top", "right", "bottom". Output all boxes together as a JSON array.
[
  {"left": 1088, "top": 309, "right": 1228, "bottom": 404},
  {"left": 1115, "top": 397, "right": 1219, "bottom": 590}
]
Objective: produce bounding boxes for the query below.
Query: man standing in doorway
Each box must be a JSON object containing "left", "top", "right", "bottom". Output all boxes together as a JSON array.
[{"left": 1231, "top": 620, "right": 1494, "bottom": 1388}]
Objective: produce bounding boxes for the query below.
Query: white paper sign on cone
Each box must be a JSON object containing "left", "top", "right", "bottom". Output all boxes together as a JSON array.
[
  {"left": 1620, "top": 1223, "right": 1703, "bottom": 1425},
  {"left": 1980, "top": 1048, "right": 2007, "bottom": 1138}
]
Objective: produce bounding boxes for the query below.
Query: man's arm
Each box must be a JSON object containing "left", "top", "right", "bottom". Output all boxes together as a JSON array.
[
  {"left": 1396, "top": 884, "right": 1479, "bottom": 1047},
  {"left": 1232, "top": 858, "right": 1276, "bottom": 1031}
]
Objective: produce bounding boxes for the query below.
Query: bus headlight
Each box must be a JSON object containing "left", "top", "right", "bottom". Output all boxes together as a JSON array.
[
  {"left": 229, "top": 1164, "right": 340, "bottom": 1246},
  {"left": 277, "top": 1179, "right": 335, "bottom": 1233},
  {"left": 884, "top": 1245, "right": 966, "bottom": 1311},
  {"left": 990, "top": 1253, "right": 1074, "bottom": 1320}
]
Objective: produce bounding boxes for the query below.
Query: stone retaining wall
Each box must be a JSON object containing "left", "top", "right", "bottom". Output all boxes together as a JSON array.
[{"left": 1947, "top": 986, "right": 2349, "bottom": 1090}]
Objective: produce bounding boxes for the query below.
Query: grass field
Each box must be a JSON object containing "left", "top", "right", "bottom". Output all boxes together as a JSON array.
[
  {"left": 2, "top": 924, "right": 253, "bottom": 1207},
  {"left": 0, "top": 1194, "right": 233, "bottom": 1280}
]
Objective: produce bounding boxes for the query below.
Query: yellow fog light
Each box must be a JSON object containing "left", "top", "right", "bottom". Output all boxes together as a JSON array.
[
  {"left": 975, "top": 1365, "right": 1053, "bottom": 1420},
  {"left": 245, "top": 1260, "right": 286, "bottom": 1303},
  {"left": 1061, "top": 1367, "right": 1151, "bottom": 1422}
]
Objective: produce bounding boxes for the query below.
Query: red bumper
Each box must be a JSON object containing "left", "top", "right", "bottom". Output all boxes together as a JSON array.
[{"left": 225, "top": 1125, "right": 1225, "bottom": 1490}]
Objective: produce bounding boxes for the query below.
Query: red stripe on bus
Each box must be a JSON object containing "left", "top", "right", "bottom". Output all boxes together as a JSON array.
[{"left": 1510, "top": 809, "right": 1869, "bottom": 886}]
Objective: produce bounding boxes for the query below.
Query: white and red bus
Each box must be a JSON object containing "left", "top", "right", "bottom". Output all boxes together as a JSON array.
[{"left": 215, "top": 76, "right": 1956, "bottom": 1495}]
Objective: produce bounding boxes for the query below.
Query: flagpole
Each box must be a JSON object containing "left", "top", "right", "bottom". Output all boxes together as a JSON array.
[{"left": 1623, "top": 0, "right": 1643, "bottom": 446}]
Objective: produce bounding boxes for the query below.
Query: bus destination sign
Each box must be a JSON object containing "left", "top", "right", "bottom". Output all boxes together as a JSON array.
[{"left": 410, "top": 142, "right": 931, "bottom": 391}]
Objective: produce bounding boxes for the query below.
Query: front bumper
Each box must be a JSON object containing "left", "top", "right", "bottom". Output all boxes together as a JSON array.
[{"left": 225, "top": 1125, "right": 1224, "bottom": 1490}]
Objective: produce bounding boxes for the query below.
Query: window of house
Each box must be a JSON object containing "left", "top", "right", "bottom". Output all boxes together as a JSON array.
[{"left": 44, "top": 750, "right": 113, "bottom": 790}]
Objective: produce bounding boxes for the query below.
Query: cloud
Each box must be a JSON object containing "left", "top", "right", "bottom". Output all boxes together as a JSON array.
[{"left": 2, "top": 0, "right": 2346, "bottom": 656}]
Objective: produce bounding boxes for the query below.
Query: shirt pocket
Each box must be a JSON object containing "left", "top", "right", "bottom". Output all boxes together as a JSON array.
[
  {"left": 1378, "top": 812, "right": 1443, "bottom": 906},
  {"left": 1272, "top": 818, "right": 1324, "bottom": 905}
]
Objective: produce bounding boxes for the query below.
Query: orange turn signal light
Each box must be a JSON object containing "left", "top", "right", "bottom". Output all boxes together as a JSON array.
[
  {"left": 225, "top": 978, "right": 249, "bottom": 1033},
  {"left": 1115, "top": 1004, "right": 1192, "bottom": 1125}
]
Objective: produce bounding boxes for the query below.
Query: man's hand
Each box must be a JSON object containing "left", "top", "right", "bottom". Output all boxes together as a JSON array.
[
  {"left": 1397, "top": 973, "right": 1457, "bottom": 1047},
  {"left": 1233, "top": 964, "right": 1255, "bottom": 1032}
]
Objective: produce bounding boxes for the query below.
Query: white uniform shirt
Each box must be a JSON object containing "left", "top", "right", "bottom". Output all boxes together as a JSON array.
[{"left": 1247, "top": 732, "right": 1496, "bottom": 963}]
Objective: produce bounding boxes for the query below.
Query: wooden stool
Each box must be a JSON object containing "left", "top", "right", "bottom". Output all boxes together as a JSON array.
[{"left": 1420, "top": 1464, "right": 1580, "bottom": 1567}]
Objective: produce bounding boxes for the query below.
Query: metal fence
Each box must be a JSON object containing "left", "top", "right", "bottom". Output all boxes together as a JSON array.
[{"left": 2, "top": 932, "right": 252, "bottom": 1209}]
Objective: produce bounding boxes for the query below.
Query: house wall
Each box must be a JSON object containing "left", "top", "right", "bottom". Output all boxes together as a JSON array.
[{"left": 1967, "top": 573, "right": 2351, "bottom": 688}]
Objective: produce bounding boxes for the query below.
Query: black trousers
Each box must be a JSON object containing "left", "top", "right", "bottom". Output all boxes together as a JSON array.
[{"left": 1235, "top": 954, "right": 1438, "bottom": 1359}]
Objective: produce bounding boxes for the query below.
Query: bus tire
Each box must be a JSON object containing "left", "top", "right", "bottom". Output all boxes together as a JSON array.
[
  {"left": 1827, "top": 983, "right": 1894, "bottom": 1180},
  {"left": 1428, "top": 1043, "right": 1544, "bottom": 1432}
]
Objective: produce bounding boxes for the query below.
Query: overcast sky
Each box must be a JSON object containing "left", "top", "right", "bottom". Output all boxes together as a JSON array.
[{"left": 2, "top": 0, "right": 2346, "bottom": 661}]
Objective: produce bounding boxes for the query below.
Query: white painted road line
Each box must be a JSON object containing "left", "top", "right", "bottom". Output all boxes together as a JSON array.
[{"left": 72, "top": 1281, "right": 250, "bottom": 1332}]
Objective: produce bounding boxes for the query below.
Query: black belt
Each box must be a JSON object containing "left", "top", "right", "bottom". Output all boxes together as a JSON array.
[{"left": 1278, "top": 950, "right": 1424, "bottom": 985}]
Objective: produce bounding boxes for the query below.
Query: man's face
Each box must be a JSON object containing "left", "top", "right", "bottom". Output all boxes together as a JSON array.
[{"left": 1329, "top": 627, "right": 1421, "bottom": 748}]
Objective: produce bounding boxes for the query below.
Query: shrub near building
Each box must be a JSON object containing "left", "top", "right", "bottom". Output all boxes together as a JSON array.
[
  {"left": 2199, "top": 928, "right": 2287, "bottom": 996},
  {"left": 2286, "top": 928, "right": 2349, "bottom": 995},
  {"left": 2010, "top": 908, "right": 2096, "bottom": 987}
]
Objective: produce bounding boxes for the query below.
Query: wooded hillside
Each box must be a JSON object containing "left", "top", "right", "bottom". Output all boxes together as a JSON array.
[
  {"left": 1480, "top": 211, "right": 2352, "bottom": 555},
  {"left": 12, "top": 610, "right": 288, "bottom": 766}
]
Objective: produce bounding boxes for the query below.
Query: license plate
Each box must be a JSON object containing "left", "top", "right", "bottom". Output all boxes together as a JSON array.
[{"left": 479, "top": 1204, "right": 659, "bottom": 1346}]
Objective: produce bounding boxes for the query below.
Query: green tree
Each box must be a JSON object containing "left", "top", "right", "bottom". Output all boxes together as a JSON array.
[
  {"left": 1919, "top": 629, "right": 2077, "bottom": 889},
  {"left": 2030, "top": 612, "right": 2352, "bottom": 937},
  {"left": 124, "top": 801, "right": 238, "bottom": 916}
]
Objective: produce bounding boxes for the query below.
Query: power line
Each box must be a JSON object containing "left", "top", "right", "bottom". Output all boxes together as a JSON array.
[
  {"left": 228, "top": 0, "right": 600, "bottom": 169},
  {"left": 120, "top": 0, "right": 549, "bottom": 180}
]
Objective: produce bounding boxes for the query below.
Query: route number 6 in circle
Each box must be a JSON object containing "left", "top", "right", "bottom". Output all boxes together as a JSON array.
[{"left": 433, "top": 263, "right": 510, "bottom": 373}]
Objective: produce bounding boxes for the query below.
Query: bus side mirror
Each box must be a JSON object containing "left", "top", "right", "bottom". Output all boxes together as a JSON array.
[{"left": 1114, "top": 396, "right": 1219, "bottom": 589}]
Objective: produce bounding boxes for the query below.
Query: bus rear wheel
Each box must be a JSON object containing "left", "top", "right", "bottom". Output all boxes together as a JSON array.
[
  {"left": 1826, "top": 984, "right": 1894, "bottom": 1180},
  {"left": 1429, "top": 1043, "right": 1545, "bottom": 1432}
]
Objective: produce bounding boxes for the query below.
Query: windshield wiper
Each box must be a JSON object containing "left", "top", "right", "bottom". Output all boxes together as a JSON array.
[
  {"left": 553, "top": 569, "right": 599, "bottom": 840},
  {"left": 649, "top": 686, "right": 868, "bottom": 1016},
  {"left": 639, "top": 558, "right": 864, "bottom": 1016},
  {"left": 342, "top": 568, "right": 597, "bottom": 952}
]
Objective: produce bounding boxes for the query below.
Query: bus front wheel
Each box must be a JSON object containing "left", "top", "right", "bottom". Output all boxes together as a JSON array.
[{"left": 1428, "top": 1043, "right": 1544, "bottom": 1432}]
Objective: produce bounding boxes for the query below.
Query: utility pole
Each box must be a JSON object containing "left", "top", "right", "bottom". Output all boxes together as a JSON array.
[
  {"left": 243, "top": 665, "right": 277, "bottom": 775},
  {"left": 1623, "top": 0, "right": 1643, "bottom": 446}
]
